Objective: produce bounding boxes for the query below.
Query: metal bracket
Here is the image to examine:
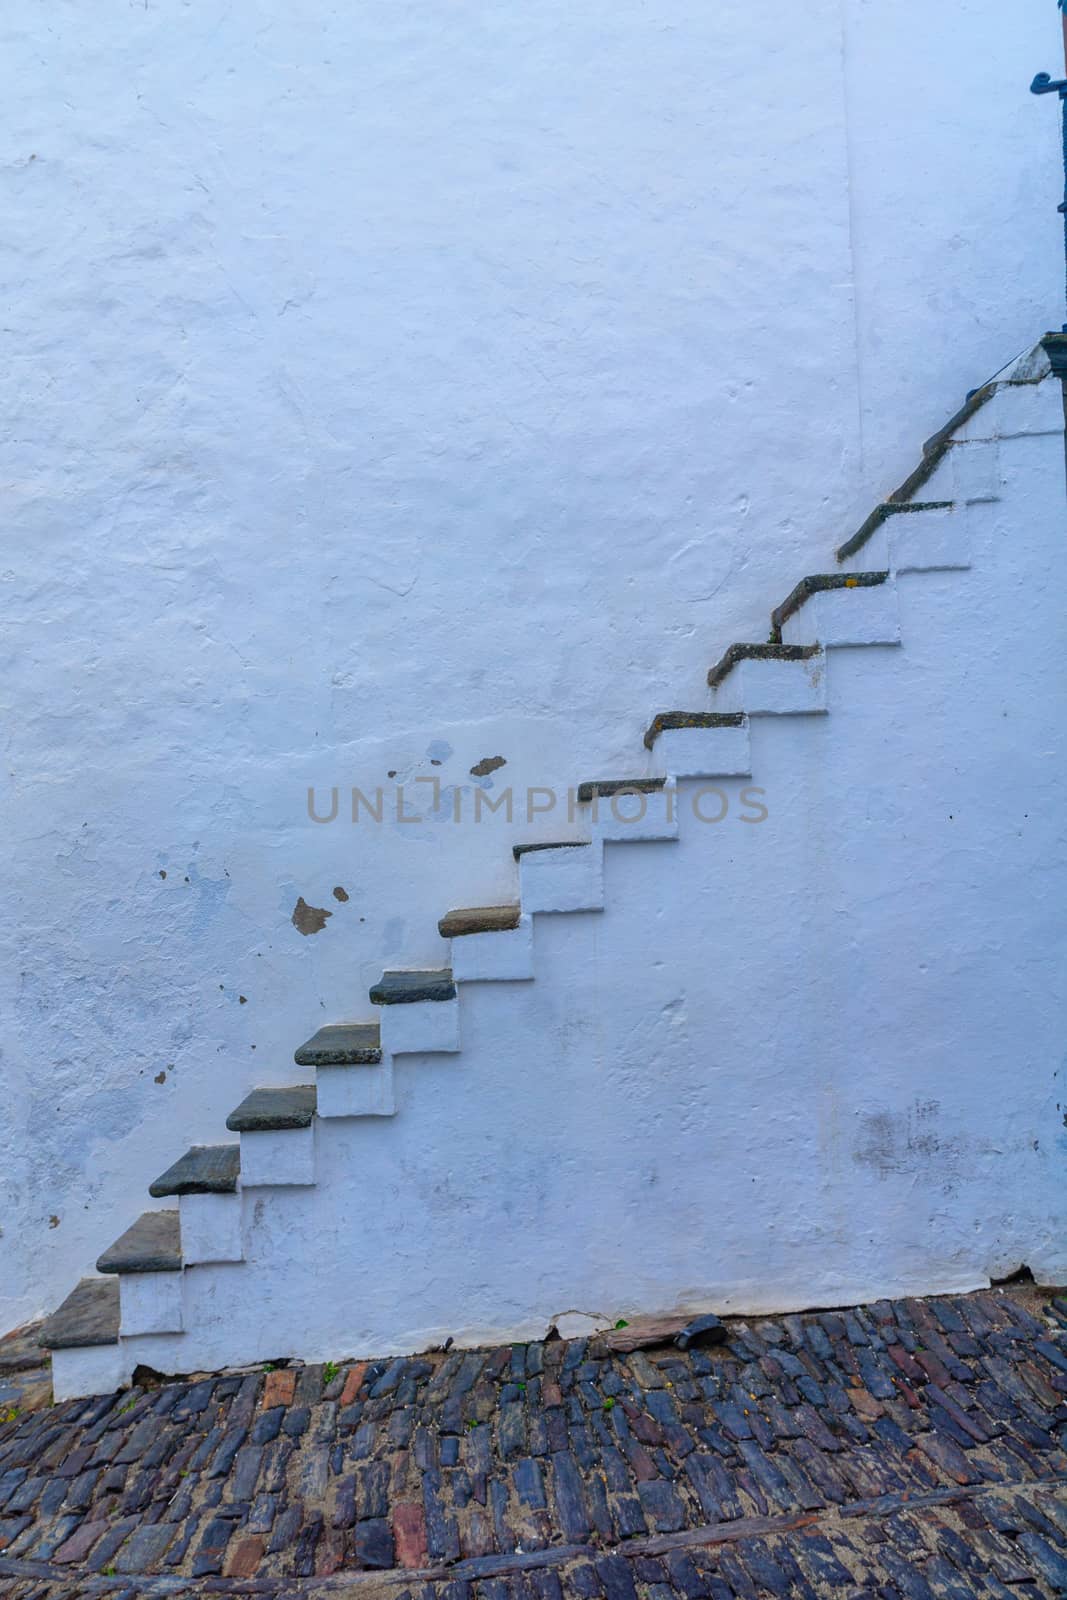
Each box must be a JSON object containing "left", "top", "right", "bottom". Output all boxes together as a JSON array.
[{"left": 1031, "top": 72, "right": 1067, "bottom": 96}]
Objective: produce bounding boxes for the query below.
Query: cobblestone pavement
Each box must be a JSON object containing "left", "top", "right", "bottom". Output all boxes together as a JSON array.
[{"left": 0, "top": 1290, "right": 1063, "bottom": 1598}]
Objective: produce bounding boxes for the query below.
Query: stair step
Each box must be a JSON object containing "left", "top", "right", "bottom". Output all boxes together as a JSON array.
[
  {"left": 771, "top": 572, "right": 888, "bottom": 638},
  {"left": 836, "top": 501, "right": 952, "bottom": 565},
  {"left": 707, "top": 642, "right": 819, "bottom": 691},
  {"left": 369, "top": 970, "right": 457, "bottom": 1005},
  {"left": 149, "top": 1145, "right": 240, "bottom": 1198},
  {"left": 576, "top": 777, "right": 666, "bottom": 804},
  {"left": 513, "top": 841, "right": 586, "bottom": 861},
  {"left": 97, "top": 1211, "right": 181, "bottom": 1276},
  {"left": 40, "top": 1278, "right": 119, "bottom": 1350},
  {"left": 294, "top": 1023, "right": 383, "bottom": 1066},
  {"left": 439, "top": 906, "right": 521, "bottom": 938},
  {"left": 226, "top": 1085, "right": 317, "bottom": 1132},
  {"left": 518, "top": 839, "right": 604, "bottom": 914},
  {"left": 888, "top": 383, "right": 997, "bottom": 505},
  {"left": 643, "top": 711, "right": 745, "bottom": 751}
]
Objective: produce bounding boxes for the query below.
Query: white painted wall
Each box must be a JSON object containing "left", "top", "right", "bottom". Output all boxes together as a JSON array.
[{"left": 1, "top": 0, "right": 1064, "bottom": 1333}]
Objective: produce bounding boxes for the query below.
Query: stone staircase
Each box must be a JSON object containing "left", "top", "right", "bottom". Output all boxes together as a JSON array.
[{"left": 38, "top": 336, "right": 1066, "bottom": 1400}]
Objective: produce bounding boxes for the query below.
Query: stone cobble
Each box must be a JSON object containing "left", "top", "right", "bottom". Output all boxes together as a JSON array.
[{"left": 0, "top": 1290, "right": 1062, "bottom": 1598}]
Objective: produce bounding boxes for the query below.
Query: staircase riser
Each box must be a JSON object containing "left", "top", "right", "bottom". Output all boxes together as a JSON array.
[
  {"left": 654, "top": 725, "right": 752, "bottom": 780},
  {"left": 520, "top": 844, "right": 605, "bottom": 914},
  {"left": 119, "top": 1271, "right": 184, "bottom": 1337},
  {"left": 380, "top": 1000, "right": 461, "bottom": 1055},
  {"left": 712, "top": 656, "right": 827, "bottom": 716},
  {"left": 955, "top": 379, "right": 1064, "bottom": 443},
  {"left": 179, "top": 1193, "right": 244, "bottom": 1265},
  {"left": 51, "top": 1343, "right": 134, "bottom": 1403},
  {"left": 781, "top": 586, "right": 901, "bottom": 648},
  {"left": 451, "top": 918, "right": 535, "bottom": 982},
  {"left": 239, "top": 1126, "right": 316, "bottom": 1187},
  {"left": 316, "top": 1062, "right": 396, "bottom": 1117},
  {"left": 590, "top": 782, "right": 680, "bottom": 842},
  {"left": 890, "top": 515, "right": 973, "bottom": 574}
]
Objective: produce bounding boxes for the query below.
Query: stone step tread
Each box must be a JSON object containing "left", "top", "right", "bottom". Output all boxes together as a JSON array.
[
  {"left": 39, "top": 1278, "right": 120, "bottom": 1351},
  {"left": 576, "top": 777, "right": 667, "bottom": 803},
  {"left": 97, "top": 1211, "right": 182, "bottom": 1276},
  {"left": 770, "top": 571, "right": 889, "bottom": 636},
  {"left": 836, "top": 500, "right": 953, "bottom": 564},
  {"left": 708, "top": 642, "right": 821, "bottom": 690},
  {"left": 512, "top": 841, "right": 588, "bottom": 860},
  {"left": 294, "top": 1023, "right": 383, "bottom": 1066},
  {"left": 149, "top": 1144, "right": 241, "bottom": 1198},
  {"left": 643, "top": 711, "right": 746, "bottom": 750},
  {"left": 369, "top": 970, "right": 457, "bottom": 1005},
  {"left": 439, "top": 906, "right": 522, "bottom": 939},
  {"left": 227, "top": 1084, "right": 317, "bottom": 1132}
]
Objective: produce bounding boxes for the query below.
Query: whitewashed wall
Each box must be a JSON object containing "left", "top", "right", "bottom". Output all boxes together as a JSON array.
[{"left": 1, "top": 0, "right": 1063, "bottom": 1333}]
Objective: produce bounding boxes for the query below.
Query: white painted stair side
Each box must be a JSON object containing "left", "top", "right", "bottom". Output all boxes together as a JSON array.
[
  {"left": 180, "top": 1191, "right": 244, "bottom": 1266},
  {"left": 711, "top": 654, "right": 827, "bottom": 716},
  {"left": 780, "top": 582, "right": 901, "bottom": 649},
  {"left": 316, "top": 1059, "right": 396, "bottom": 1117},
  {"left": 239, "top": 1125, "right": 316, "bottom": 1187},
  {"left": 119, "top": 1271, "right": 184, "bottom": 1337},
  {"left": 653, "top": 722, "right": 752, "bottom": 780},
  {"left": 379, "top": 999, "right": 460, "bottom": 1055},
  {"left": 588, "top": 780, "right": 679, "bottom": 843},
  {"left": 451, "top": 917, "right": 535, "bottom": 983},
  {"left": 519, "top": 842, "right": 605, "bottom": 914}
]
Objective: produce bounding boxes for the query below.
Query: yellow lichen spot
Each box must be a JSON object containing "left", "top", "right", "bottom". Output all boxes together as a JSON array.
[{"left": 845, "top": 578, "right": 858, "bottom": 588}]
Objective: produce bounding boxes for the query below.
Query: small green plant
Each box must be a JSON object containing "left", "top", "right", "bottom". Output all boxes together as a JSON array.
[
  {"left": 103, "top": 1567, "right": 117, "bottom": 1577},
  {"left": 322, "top": 1361, "right": 338, "bottom": 1386},
  {"left": 614, "top": 1319, "right": 629, "bottom": 1330},
  {"left": 602, "top": 1397, "right": 615, "bottom": 1411},
  {"left": 118, "top": 1397, "right": 137, "bottom": 1415},
  {"left": 516, "top": 1381, "right": 526, "bottom": 1393},
  {"left": 262, "top": 1362, "right": 277, "bottom": 1373},
  {"left": 466, "top": 1418, "right": 477, "bottom": 1430}
]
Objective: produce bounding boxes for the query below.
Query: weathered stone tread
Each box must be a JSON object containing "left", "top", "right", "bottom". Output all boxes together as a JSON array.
[
  {"left": 96, "top": 1211, "right": 181, "bottom": 1276},
  {"left": 369, "top": 970, "right": 457, "bottom": 1005},
  {"left": 38, "top": 1277, "right": 119, "bottom": 1350},
  {"left": 770, "top": 571, "right": 888, "bottom": 639},
  {"left": 576, "top": 777, "right": 666, "bottom": 804},
  {"left": 643, "top": 711, "right": 746, "bottom": 750},
  {"left": 707, "top": 642, "right": 820, "bottom": 690},
  {"left": 512, "top": 841, "right": 588, "bottom": 860},
  {"left": 149, "top": 1144, "right": 240, "bottom": 1198},
  {"left": 294, "top": 1023, "right": 383, "bottom": 1066},
  {"left": 226, "top": 1084, "right": 317, "bottom": 1132},
  {"left": 438, "top": 906, "right": 522, "bottom": 939}
]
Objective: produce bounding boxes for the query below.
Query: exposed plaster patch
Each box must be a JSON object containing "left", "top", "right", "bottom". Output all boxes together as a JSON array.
[
  {"left": 332, "top": 887, "right": 349, "bottom": 902},
  {"left": 470, "top": 755, "right": 507, "bottom": 778},
  {"left": 291, "top": 898, "right": 332, "bottom": 936}
]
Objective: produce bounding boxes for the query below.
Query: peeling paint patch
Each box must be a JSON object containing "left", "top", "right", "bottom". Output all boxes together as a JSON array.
[
  {"left": 154, "top": 1071, "right": 166, "bottom": 1084},
  {"left": 292, "top": 897, "right": 332, "bottom": 936},
  {"left": 332, "top": 886, "right": 349, "bottom": 902},
  {"left": 470, "top": 755, "right": 507, "bottom": 778},
  {"left": 48, "top": 1216, "right": 59, "bottom": 1229}
]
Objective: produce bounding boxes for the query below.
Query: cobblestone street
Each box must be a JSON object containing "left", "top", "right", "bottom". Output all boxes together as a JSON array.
[{"left": 0, "top": 1289, "right": 1063, "bottom": 1599}]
